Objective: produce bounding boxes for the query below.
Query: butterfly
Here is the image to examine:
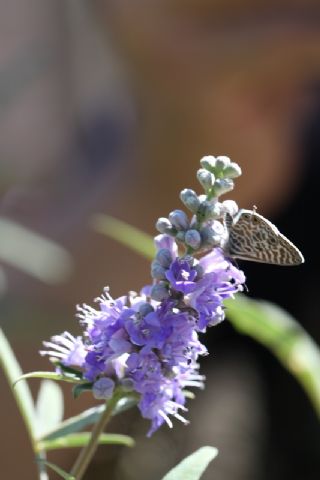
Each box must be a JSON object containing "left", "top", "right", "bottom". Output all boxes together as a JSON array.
[{"left": 223, "top": 208, "right": 304, "bottom": 266}]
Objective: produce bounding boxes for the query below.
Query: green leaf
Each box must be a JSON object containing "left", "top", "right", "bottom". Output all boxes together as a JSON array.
[
  {"left": 35, "top": 380, "right": 64, "bottom": 438},
  {"left": 92, "top": 214, "right": 154, "bottom": 260},
  {"left": 0, "top": 328, "right": 36, "bottom": 443},
  {"left": 72, "top": 383, "right": 93, "bottom": 399},
  {"left": 37, "top": 432, "right": 135, "bottom": 451},
  {"left": 0, "top": 266, "right": 7, "bottom": 297},
  {"left": 0, "top": 216, "right": 72, "bottom": 284},
  {"left": 38, "top": 460, "right": 74, "bottom": 480},
  {"left": 161, "top": 446, "right": 218, "bottom": 480},
  {"left": 14, "top": 371, "right": 88, "bottom": 385},
  {"left": 40, "top": 395, "right": 138, "bottom": 441},
  {"left": 226, "top": 295, "right": 320, "bottom": 417}
]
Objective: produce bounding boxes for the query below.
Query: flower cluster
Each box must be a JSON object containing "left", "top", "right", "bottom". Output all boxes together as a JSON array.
[{"left": 41, "top": 155, "right": 245, "bottom": 435}]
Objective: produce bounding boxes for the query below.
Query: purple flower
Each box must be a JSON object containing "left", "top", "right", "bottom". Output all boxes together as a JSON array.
[
  {"left": 40, "top": 332, "right": 87, "bottom": 368},
  {"left": 41, "top": 246, "right": 244, "bottom": 435},
  {"left": 185, "top": 248, "right": 245, "bottom": 331},
  {"left": 165, "top": 258, "right": 198, "bottom": 294}
]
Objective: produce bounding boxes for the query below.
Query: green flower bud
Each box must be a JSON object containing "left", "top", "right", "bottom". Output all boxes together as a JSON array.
[
  {"left": 223, "top": 162, "right": 242, "bottom": 179},
  {"left": 197, "top": 200, "right": 221, "bottom": 221},
  {"left": 211, "top": 178, "right": 234, "bottom": 197},
  {"left": 215, "top": 155, "right": 231, "bottom": 172},
  {"left": 200, "top": 155, "right": 217, "bottom": 172}
]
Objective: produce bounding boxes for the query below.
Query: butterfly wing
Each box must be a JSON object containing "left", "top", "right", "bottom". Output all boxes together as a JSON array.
[{"left": 225, "top": 210, "right": 304, "bottom": 266}]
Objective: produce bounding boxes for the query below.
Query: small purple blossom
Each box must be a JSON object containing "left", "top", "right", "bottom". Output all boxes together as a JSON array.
[
  {"left": 165, "top": 258, "right": 198, "bottom": 294},
  {"left": 40, "top": 332, "right": 87, "bottom": 368}
]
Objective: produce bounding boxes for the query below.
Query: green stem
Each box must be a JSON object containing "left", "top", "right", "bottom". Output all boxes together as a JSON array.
[
  {"left": 36, "top": 451, "right": 49, "bottom": 480},
  {"left": 70, "top": 391, "right": 122, "bottom": 480}
]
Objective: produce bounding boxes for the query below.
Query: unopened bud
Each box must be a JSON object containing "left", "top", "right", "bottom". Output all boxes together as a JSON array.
[
  {"left": 197, "top": 169, "right": 215, "bottom": 192},
  {"left": 215, "top": 156, "right": 231, "bottom": 172},
  {"left": 151, "top": 260, "right": 166, "bottom": 280},
  {"left": 211, "top": 178, "right": 234, "bottom": 197},
  {"left": 169, "top": 209, "right": 189, "bottom": 230},
  {"left": 139, "top": 302, "right": 154, "bottom": 317},
  {"left": 200, "top": 155, "right": 217, "bottom": 172},
  {"left": 221, "top": 200, "right": 238, "bottom": 217},
  {"left": 156, "top": 217, "right": 175, "bottom": 235},
  {"left": 180, "top": 189, "right": 200, "bottom": 213},
  {"left": 185, "top": 229, "right": 201, "bottom": 249},
  {"left": 151, "top": 283, "right": 170, "bottom": 301},
  {"left": 156, "top": 248, "right": 173, "bottom": 268},
  {"left": 200, "top": 224, "right": 224, "bottom": 247},
  {"left": 223, "top": 162, "right": 242, "bottom": 179},
  {"left": 93, "top": 378, "right": 115, "bottom": 400}
]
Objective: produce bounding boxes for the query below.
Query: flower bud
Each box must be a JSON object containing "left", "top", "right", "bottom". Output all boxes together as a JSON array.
[
  {"left": 223, "top": 162, "right": 242, "bottom": 179},
  {"left": 200, "top": 155, "right": 216, "bottom": 172},
  {"left": 168, "top": 209, "right": 189, "bottom": 230},
  {"left": 151, "top": 260, "right": 167, "bottom": 280},
  {"left": 139, "top": 302, "right": 154, "bottom": 317},
  {"left": 194, "top": 263, "right": 204, "bottom": 279},
  {"left": 180, "top": 189, "right": 200, "bottom": 213},
  {"left": 196, "top": 169, "right": 215, "bottom": 192},
  {"left": 151, "top": 283, "right": 170, "bottom": 301},
  {"left": 215, "top": 155, "right": 231, "bottom": 172},
  {"left": 200, "top": 224, "right": 224, "bottom": 247},
  {"left": 156, "top": 248, "right": 173, "bottom": 268},
  {"left": 221, "top": 200, "right": 238, "bottom": 217},
  {"left": 198, "top": 200, "right": 222, "bottom": 221},
  {"left": 93, "top": 378, "right": 115, "bottom": 400},
  {"left": 211, "top": 178, "right": 234, "bottom": 197},
  {"left": 121, "top": 378, "right": 135, "bottom": 392},
  {"left": 156, "top": 217, "right": 175, "bottom": 235},
  {"left": 185, "top": 229, "right": 201, "bottom": 249}
]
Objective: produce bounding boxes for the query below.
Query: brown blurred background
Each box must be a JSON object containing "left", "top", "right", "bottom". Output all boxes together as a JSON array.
[{"left": 1, "top": 1, "right": 320, "bottom": 478}]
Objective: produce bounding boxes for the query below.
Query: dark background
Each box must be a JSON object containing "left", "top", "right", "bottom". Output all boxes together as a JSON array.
[{"left": 1, "top": 1, "right": 320, "bottom": 478}]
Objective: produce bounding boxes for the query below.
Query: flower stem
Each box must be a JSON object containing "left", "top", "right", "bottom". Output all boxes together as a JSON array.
[
  {"left": 70, "top": 391, "right": 121, "bottom": 480},
  {"left": 36, "top": 451, "right": 49, "bottom": 480}
]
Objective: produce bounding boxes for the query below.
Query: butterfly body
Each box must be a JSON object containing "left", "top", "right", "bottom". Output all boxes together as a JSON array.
[{"left": 223, "top": 209, "right": 304, "bottom": 266}]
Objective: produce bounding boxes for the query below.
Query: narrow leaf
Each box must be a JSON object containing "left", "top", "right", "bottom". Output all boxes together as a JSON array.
[
  {"left": 35, "top": 380, "right": 64, "bottom": 438},
  {"left": 72, "top": 383, "right": 93, "bottom": 399},
  {"left": 14, "top": 371, "right": 87, "bottom": 385},
  {"left": 40, "top": 395, "right": 138, "bottom": 441},
  {"left": 37, "top": 432, "right": 135, "bottom": 451},
  {"left": 0, "top": 328, "right": 36, "bottom": 442},
  {"left": 226, "top": 295, "right": 320, "bottom": 416},
  {"left": 0, "top": 217, "right": 72, "bottom": 284},
  {"left": 162, "top": 446, "right": 218, "bottom": 480},
  {"left": 38, "top": 461, "right": 74, "bottom": 480},
  {"left": 92, "top": 214, "right": 154, "bottom": 260}
]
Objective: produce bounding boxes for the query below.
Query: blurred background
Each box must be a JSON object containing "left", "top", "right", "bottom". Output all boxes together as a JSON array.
[{"left": 1, "top": 1, "right": 320, "bottom": 478}]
